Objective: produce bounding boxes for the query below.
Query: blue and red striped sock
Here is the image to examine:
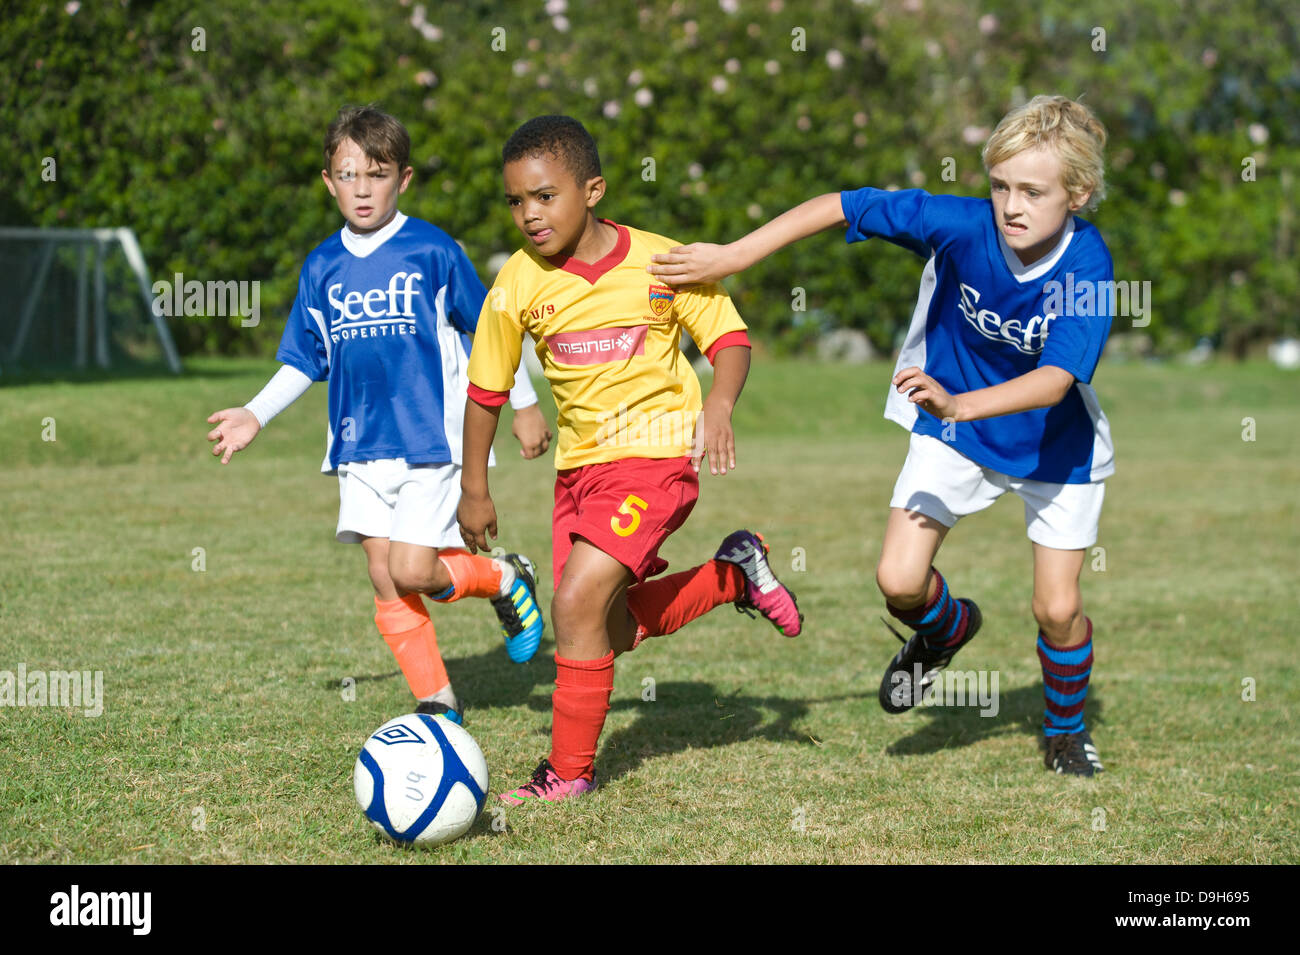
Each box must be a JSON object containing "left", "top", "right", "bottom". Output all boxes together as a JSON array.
[
  {"left": 1037, "top": 619, "right": 1094, "bottom": 736},
  {"left": 886, "top": 567, "right": 970, "bottom": 652}
]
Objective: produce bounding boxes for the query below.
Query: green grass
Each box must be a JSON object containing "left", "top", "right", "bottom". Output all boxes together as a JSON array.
[{"left": 1, "top": 357, "right": 1297, "bottom": 863}]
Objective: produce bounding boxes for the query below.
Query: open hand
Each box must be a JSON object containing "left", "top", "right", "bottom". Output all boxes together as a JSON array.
[
  {"left": 691, "top": 402, "right": 737, "bottom": 475},
  {"left": 206, "top": 407, "right": 261, "bottom": 464},
  {"left": 647, "top": 243, "right": 736, "bottom": 288}
]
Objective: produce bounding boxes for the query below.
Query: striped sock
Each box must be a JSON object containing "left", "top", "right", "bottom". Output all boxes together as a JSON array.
[
  {"left": 1037, "top": 619, "right": 1094, "bottom": 736},
  {"left": 886, "top": 567, "right": 970, "bottom": 651}
]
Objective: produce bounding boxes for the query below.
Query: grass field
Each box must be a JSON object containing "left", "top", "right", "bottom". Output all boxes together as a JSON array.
[{"left": 1, "top": 356, "right": 1296, "bottom": 864}]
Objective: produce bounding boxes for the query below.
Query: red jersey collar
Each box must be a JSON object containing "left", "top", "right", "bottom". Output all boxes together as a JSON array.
[{"left": 545, "top": 219, "right": 629, "bottom": 284}]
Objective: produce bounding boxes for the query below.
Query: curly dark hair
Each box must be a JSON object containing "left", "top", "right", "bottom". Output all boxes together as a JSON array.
[{"left": 502, "top": 115, "right": 601, "bottom": 185}]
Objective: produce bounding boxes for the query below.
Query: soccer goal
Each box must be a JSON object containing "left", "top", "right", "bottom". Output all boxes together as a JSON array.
[{"left": 0, "top": 227, "right": 181, "bottom": 376}]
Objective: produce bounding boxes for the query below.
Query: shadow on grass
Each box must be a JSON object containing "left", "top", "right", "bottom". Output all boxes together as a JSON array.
[
  {"left": 596, "top": 681, "right": 820, "bottom": 783},
  {"left": 884, "top": 685, "right": 1106, "bottom": 757}
]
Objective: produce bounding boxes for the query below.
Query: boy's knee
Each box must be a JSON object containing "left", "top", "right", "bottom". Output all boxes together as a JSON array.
[
  {"left": 876, "top": 563, "right": 930, "bottom": 609},
  {"left": 551, "top": 583, "right": 606, "bottom": 635},
  {"left": 389, "top": 552, "right": 452, "bottom": 595},
  {"left": 1032, "top": 595, "right": 1081, "bottom": 635}
]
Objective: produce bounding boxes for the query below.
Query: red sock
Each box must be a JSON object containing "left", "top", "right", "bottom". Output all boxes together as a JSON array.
[
  {"left": 549, "top": 651, "right": 614, "bottom": 781},
  {"left": 374, "top": 594, "right": 449, "bottom": 700},
  {"left": 433, "top": 549, "right": 503, "bottom": 602},
  {"left": 624, "top": 559, "right": 744, "bottom": 649}
]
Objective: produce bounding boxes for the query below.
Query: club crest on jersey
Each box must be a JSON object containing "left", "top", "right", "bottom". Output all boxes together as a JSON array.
[{"left": 648, "top": 284, "right": 675, "bottom": 317}]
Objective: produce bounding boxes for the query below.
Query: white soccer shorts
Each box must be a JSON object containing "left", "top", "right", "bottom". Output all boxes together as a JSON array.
[
  {"left": 336, "top": 458, "right": 463, "bottom": 548},
  {"left": 889, "top": 433, "right": 1105, "bottom": 550}
]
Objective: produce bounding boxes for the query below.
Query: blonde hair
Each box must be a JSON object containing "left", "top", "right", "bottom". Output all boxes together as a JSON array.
[{"left": 982, "top": 95, "right": 1108, "bottom": 211}]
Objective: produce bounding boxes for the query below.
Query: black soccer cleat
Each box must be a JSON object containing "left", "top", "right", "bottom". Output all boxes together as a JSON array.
[
  {"left": 414, "top": 699, "right": 463, "bottom": 725},
  {"left": 877, "top": 598, "right": 982, "bottom": 714},
  {"left": 1044, "top": 728, "right": 1104, "bottom": 777}
]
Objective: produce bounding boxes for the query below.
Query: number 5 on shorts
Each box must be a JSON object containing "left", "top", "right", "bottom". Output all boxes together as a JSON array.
[{"left": 611, "top": 495, "right": 648, "bottom": 537}]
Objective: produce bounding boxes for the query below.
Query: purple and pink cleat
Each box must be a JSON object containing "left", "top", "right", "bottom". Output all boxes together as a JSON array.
[
  {"left": 499, "top": 759, "right": 598, "bottom": 805},
  {"left": 715, "top": 529, "right": 804, "bottom": 637}
]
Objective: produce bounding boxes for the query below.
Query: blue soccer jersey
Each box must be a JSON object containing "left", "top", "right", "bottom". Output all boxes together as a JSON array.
[
  {"left": 276, "top": 212, "right": 487, "bottom": 472},
  {"left": 841, "top": 187, "right": 1115, "bottom": 484}
]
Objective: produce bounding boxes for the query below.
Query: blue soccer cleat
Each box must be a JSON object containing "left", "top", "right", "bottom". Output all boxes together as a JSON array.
[{"left": 491, "top": 554, "right": 544, "bottom": 663}]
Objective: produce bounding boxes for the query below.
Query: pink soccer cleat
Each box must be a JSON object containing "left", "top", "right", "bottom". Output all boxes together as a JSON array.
[
  {"left": 499, "top": 759, "right": 598, "bottom": 805},
  {"left": 715, "top": 529, "right": 804, "bottom": 637}
]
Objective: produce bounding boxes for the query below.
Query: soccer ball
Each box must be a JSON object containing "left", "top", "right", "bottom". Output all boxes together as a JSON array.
[{"left": 353, "top": 713, "right": 489, "bottom": 846}]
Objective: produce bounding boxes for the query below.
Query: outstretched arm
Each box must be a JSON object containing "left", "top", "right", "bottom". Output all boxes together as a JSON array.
[
  {"left": 894, "top": 365, "right": 1076, "bottom": 422},
  {"left": 649, "top": 193, "right": 847, "bottom": 287}
]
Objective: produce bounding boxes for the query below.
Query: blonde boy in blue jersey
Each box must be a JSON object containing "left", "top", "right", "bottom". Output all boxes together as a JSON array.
[{"left": 652, "top": 96, "right": 1114, "bottom": 776}]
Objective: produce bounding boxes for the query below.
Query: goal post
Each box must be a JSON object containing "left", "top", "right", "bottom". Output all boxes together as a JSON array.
[{"left": 0, "top": 227, "right": 182, "bottom": 376}]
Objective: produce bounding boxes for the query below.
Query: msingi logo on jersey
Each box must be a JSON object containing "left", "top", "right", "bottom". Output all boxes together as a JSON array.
[
  {"left": 648, "top": 284, "right": 675, "bottom": 317},
  {"left": 545, "top": 325, "right": 648, "bottom": 366},
  {"left": 958, "top": 282, "right": 1054, "bottom": 355},
  {"left": 327, "top": 271, "right": 422, "bottom": 342}
]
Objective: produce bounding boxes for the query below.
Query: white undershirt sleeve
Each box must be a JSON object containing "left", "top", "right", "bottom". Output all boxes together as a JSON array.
[
  {"left": 507, "top": 352, "right": 540, "bottom": 410},
  {"left": 244, "top": 364, "right": 314, "bottom": 428}
]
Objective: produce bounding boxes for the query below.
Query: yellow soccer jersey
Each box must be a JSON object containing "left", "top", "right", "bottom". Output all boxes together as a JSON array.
[{"left": 468, "top": 220, "right": 750, "bottom": 470}]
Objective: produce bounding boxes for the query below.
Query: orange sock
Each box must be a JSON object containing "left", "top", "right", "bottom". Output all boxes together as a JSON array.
[
  {"left": 432, "top": 550, "right": 504, "bottom": 603},
  {"left": 549, "top": 651, "right": 614, "bottom": 781},
  {"left": 374, "top": 594, "right": 449, "bottom": 700},
  {"left": 624, "top": 559, "right": 744, "bottom": 649}
]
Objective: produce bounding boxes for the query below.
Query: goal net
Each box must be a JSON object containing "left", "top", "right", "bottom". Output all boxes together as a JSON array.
[{"left": 0, "top": 227, "right": 181, "bottom": 377}]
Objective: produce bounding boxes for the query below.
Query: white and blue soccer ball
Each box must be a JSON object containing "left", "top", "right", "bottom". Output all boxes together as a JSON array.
[{"left": 353, "top": 713, "right": 489, "bottom": 846}]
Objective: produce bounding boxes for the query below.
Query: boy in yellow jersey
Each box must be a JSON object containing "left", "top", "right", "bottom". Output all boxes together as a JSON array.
[{"left": 458, "top": 115, "right": 803, "bottom": 802}]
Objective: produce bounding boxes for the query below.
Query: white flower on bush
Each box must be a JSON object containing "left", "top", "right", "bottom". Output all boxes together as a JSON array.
[
  {"left": 1168, "top": 189, "right": 1187, "bottom": 206},
  {"left": 415, "top": 70, "right": 437, "bottom": 87},
  {"left": 1248, "top": 123, "right": 1269, "bottom": 145},
  {"left": 719, "top": 0, "right": 739, "bottom": 13},
  {"left": 826, "top": 49, "right": 844, "bottom": 70},
  {"left": 635, "top": 87, "right": 654, "bottom": 107},
  {"left": 584, "top": 77, "right": 599, "bottom": 97},
  {"left": 978, "top": 14, "right": 997, "bottom": 35},
  {"left": 545, "top": 0, "right": 567, "bottom": 14},
  {"left": 552, "top": 15, "right": 570, "bottom": 32},
  {"left": 688, "top": 162, "right": 703, "bottom": 180},
  {"left": 628, "top": 69, "right": 644, "bottom": 86},
  {"left": 603, "top": 100, "right": 622, "bottom": 119},
  {"left": 711, "top": 76, "right": 728, "bottom": 94},
  {"left": 765, "top": 60, "right": 780, "bottom": 75},
  {"left": 725, "top": 58, "right": 741, "bottom": 74}
]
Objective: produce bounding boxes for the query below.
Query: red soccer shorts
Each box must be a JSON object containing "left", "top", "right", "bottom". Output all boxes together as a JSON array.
[{"left": 551, "top": 456, "right": 699, "bottom": 588}]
